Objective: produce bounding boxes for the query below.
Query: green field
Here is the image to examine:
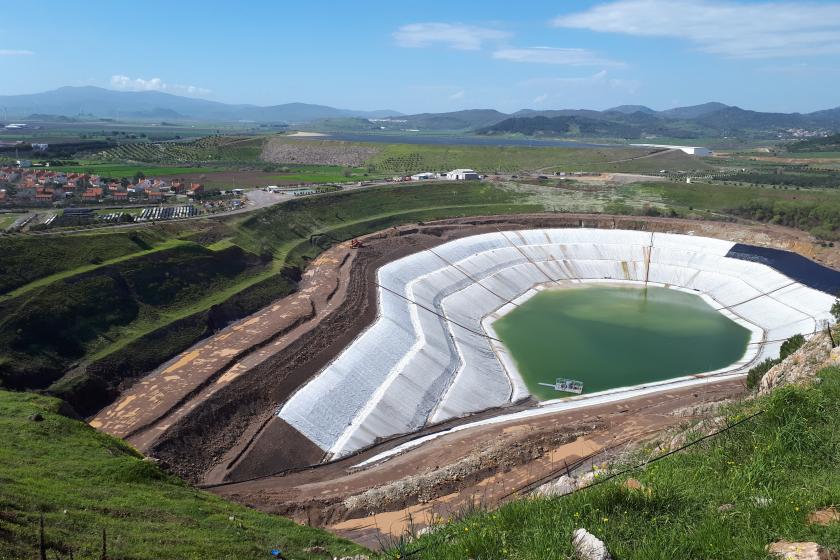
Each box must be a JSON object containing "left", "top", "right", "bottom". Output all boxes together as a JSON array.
[
  {"left": 0, "top": 390, "right": 365, "bottom": 560},
  {"left": 44, "top": 162, "right": 216, "bottom": 178},
  {"left": 622, "top": 181, "right": 840, "bottom": 239},
  {"left": 404, "top": 366, "right": 840, "bottom": 560},
  {"left": 0, "top": 214, "right": 21, "bottom": 230},
  {"left": 366, "top": 143, "right": 672, "bottom": 174},
  {"left": 784, "top": 151, "right": 840, "bottom": 159}
]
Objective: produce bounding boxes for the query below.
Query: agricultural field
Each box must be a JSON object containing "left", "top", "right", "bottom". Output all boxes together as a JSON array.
[
  {"left": 155, "top": 164, "right": 384, "bottom": 189},
  {"left": 368, "top": 144, "right": 667, "bottom": 174},
  {"left": 44, "top": 162, "right": 216, "bottom": 178},
  {"left": 91, "top": 135, "right": 266, "bottom": 164},
  {"left": 261, "top": 136, "right": 711, "bottom": 175},
  {"left": 0, "top": 120, "right": 261, "bottom": 144}
]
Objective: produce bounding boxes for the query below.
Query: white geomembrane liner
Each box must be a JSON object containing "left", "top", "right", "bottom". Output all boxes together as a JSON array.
[{"left": 277, "top": 229, "right": 835, "bottom": 459}]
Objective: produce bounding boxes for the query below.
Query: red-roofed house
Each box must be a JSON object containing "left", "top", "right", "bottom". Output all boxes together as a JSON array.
[{"left": 82, "top": 188, "right": 103, "bottom": 202}]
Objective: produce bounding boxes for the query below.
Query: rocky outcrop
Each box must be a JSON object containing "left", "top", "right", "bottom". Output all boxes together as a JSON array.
[{"left": 759, "top": 333, "right": 835, "bottom": 395}]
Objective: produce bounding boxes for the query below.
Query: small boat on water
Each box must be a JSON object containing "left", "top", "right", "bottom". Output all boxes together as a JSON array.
[{"left": 538, "top": 378, "right": 584, "bottom": 394}]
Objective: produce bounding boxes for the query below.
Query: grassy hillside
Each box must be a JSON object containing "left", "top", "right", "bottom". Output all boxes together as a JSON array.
[
  {"left": 406, "top": 367, "right": 840, "bottom": 559},
  {"left": 0, "top": 241, "right": 276, "bottom": 413},
  {"left": 0, "top": 229, "right": 169, "bottom": 296},
  {"left": 626, "top": 181, "right": 840, "bottom": 239},
  {"left": 0, "top": 390, "right": 365, "bottom": 560},
  {"left": 234, "top": 181, "right": 539, "bottom": 262}
]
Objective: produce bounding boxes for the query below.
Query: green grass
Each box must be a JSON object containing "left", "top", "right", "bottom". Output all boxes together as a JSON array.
[
  {"left": 405, "top": 367, "right": 840, "bottom": 560},
  {"left": 0, "top": 229, "right": 169, "bottom": 296},
  {"left": 366, "top": 143, "right": 662, "bottom": 174},
  {"left": 0, "top": 390, "right": 366, "bottom": 560},
  {"left": 784, "top": 152, "right": 840, "bottom": 159},
  {"left": 233, "top": 181, "right": 539, "bottom": 260},
  {"left": 0, "top": 243, "right": 271, "bottom": 395},
  {"left": 626, "top": 181, "right": 840, "bottom": 212},
  {"left": 0, "top": 214, "right": 20, "bottom": 230},
  {"left": 0, "top": 237, "right": 189, "bottom": 302}
]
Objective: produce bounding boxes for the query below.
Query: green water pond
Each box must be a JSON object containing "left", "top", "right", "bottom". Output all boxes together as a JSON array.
[{"left": 492, "top": 285, "right": 751, "bottom": 400}]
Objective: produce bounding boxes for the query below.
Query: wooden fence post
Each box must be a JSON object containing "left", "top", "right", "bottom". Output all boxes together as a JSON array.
[{"left": 39, "top": 513, "right": 47, "bottom": 560}]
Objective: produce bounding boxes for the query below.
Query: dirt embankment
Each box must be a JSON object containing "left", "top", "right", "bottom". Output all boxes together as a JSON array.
[{"left": 213, "top": 378, "right": 744, "bottom": 549}]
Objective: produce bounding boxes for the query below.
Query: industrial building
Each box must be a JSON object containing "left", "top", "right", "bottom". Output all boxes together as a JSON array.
[{"left": 445, "top": 168, "right": 481, "bottom": 180}]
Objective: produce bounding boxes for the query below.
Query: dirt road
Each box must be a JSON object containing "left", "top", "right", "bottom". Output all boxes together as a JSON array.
[{"left": 212, "top": 378, "right": 742, "bottom": 548}]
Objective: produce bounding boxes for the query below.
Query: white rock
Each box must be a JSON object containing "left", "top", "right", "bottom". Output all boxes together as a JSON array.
[
  {"left": 572, "top": 528, "right": 612, "bottom": 560},
  {"left": 534, "top": 475, "right": 577, "bottom": 497},
  {"left": 767, "top": 540, "right": 840, "bottom": 559}
]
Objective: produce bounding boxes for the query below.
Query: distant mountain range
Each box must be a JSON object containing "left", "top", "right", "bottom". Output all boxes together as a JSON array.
[
  {"left": 0, "top": 86, "right": 401, "bottom": 123},
  {"left": 1, "top": 87, "right": 839, "bottom": 139},
  {"left": 313, "top": 102, "right": 840, "bottom": 139},
  {"left": 475, "top": 102, "right": 840, "bottom": 140}
]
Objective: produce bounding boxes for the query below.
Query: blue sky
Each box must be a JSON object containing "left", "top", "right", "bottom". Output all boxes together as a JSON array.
[{"left": 1, "top": 0, "right": 839, "bottom": 113}]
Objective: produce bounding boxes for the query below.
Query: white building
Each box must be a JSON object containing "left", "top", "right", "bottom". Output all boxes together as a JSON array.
[
  {"left": 631, "top": 144, "right": 713, "bottom": 157},
  {"left": 445, "top": 168, "right": 480, "bottom": 180},
  {"left": 410, "top": 172, "right": 435, "bottom": 180}
]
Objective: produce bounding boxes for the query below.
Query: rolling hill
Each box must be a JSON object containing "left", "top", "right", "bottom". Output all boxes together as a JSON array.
[
  {"left": 0, "top": 86, "right": 401, "bottom": 123},
  {"left": 477, "top": 102, "right": 840, "bottom": 139}
]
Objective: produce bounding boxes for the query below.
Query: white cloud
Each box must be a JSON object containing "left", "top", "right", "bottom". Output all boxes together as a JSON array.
[
  {"left": 552, "top": 0, "right": 840, "bottom": 58},
  {"left": 533, "top": 93, "right": 549, "bottom": 104},
  {"left": 0, "top": 49, "right": 33, "bottom": 56},
  {"left": 393, "top": 22, "right": 510, "bottom": 50},
  {"left": 493, "top": 46, "right": 624, "bottom": 66},
  {"left": 110, "top": 75, "right": 211, "bottom": 96},
  {"left": 449, "top": 89, "right": 466, "bottom": 100},
  {"left": 520, "top": 70, "right": 640, "bottom": 93}
]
